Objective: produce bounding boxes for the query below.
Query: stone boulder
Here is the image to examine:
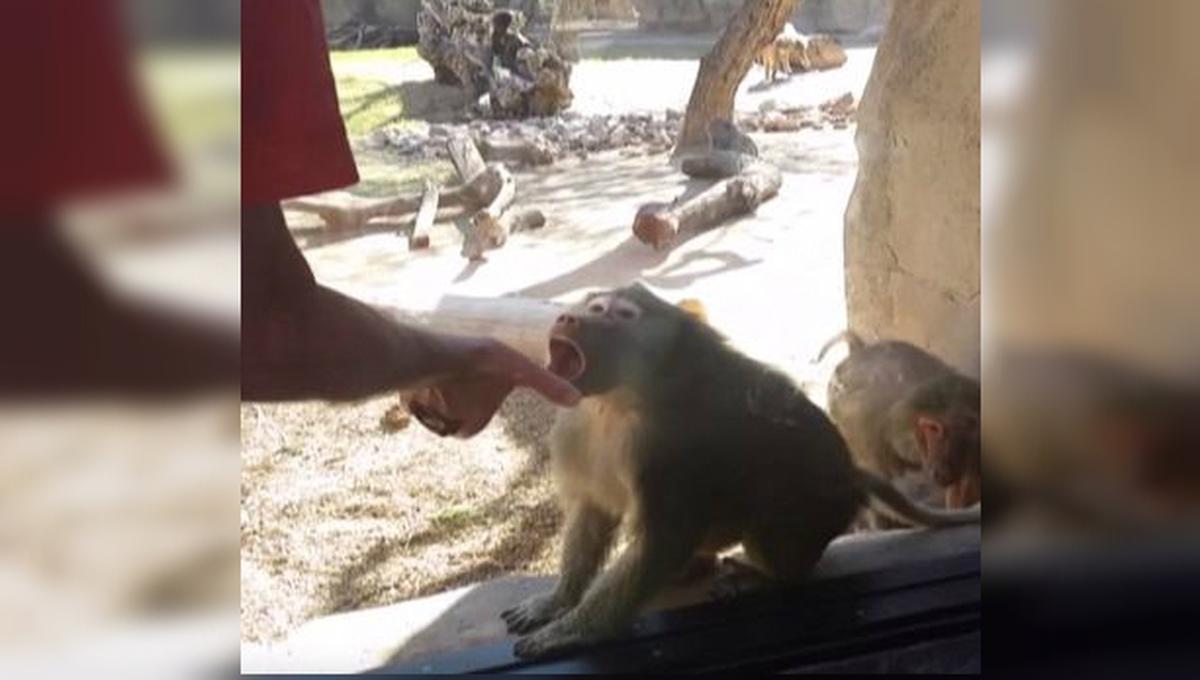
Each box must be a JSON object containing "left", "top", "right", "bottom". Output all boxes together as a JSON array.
[{"left": 843, "top": 0, "right": 980, "bottom": 375}]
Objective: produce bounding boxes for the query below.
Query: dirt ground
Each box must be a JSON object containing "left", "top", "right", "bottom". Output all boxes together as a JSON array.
[
  {"left": 241, "top": 36, "right": 876, "bottom": 644},
  {"left": 240, "top": 391, "right": 561, "bottom": 643}
]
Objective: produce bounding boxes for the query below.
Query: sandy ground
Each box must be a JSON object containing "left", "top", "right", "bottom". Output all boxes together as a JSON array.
[{"left": 241, "top": 40, "right": 876, "bottom": 645}]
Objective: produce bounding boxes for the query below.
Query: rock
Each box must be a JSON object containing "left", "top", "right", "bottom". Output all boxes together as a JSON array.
[
  {"left": 416, "top": 0, "right": 572, "bottom": 119},
  {"left": 804, "top": 34, "right": 849, "bottom": 71},
  {"left": 380, "top": 403, "right": 412, "bottom": 433},
  {"left": 843, "top": 0, "right": 980, "bottom": 373},
  {"left": 364, "top": 128, "right": 390, "bottom": 150},
  {"left": 608, "top": 125, "right": 633, "bottom": 147},
  {"left": 820, "top": 92, "right": 856, "bottom": 116},
  {"left": 761, "top": 111, "right": 802, "bottom": 132}
]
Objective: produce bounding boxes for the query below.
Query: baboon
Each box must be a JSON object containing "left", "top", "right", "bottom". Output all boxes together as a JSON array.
[
  {"left": 755, "top": 23, "right": 809, "bottom": 81},
  {"left": 820, "top": 331, "right": 982, "bottom": 529},
  {"left": 501, "top": 285, "right": 979, "bottom": 658},
  {"left": 707, "top": 118, "right": 758, "bottom": 157},
  {"left": 491, "top": 10, "right": 529, "bottom": 72}
]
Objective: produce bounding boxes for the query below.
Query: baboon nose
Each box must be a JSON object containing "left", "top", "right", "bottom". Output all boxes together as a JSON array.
[{"left": 557, "top": 313, "right": 577, "bottom": 326}]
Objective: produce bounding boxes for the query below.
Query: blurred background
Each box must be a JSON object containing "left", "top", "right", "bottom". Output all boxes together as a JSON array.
[
  {"left": 0, "top": 1, "right": 239, "bottom": 677},
  {"left": 982, "top": 0, "right": 1200, "bottom": 672}
]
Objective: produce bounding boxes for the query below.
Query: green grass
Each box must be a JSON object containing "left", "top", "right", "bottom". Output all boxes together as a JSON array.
[
  {"left": 349, "top": 156, "right": 457, "bottom": 198},
  {"left": 335, "top": 75, "right": 405, "bottom": 136},
  {"left": 330, "top": 46, "right": 421, "bottom": 67},
  {"left": 430, "top": 504, "right": 481, "bottom": 532},
  {"left": 330, "top": 47, "right": 422, "bottom": 137},
  {"left": 137, "top": 49, "right": 240, "bottom": 151}
]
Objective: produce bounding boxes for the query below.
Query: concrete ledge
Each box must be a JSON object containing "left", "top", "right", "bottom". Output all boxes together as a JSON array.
[{"left": 241, "top": 525, "right": 979, "bottom": 674}]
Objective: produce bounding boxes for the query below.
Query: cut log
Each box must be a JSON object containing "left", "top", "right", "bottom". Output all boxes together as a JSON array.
[
  {"left": 447, "top": 134, "right": 487, "bottom": 182},
  {"left": 633, "top": 162, "right": 782, "bottom": 250},
  {"left": 461, "top": 207, "right": 545, "bottom": 260},
  {"left": 475, "top": 165, "right": 516, "bottom": 222},
  {"left": 282, "top": 198, "right": 375, "bottom": 232},
  {"left": 408, "top": 180, "right": 440, "bottom": 249},
  {"left": 461, "top": 165, "right": 518, "bottom": 260},
  {"left": 477, "top": 136, "right": 555, "bottom": 166},
  {"left": 283, "top": 186, "right": 478, "bottom": 233}
]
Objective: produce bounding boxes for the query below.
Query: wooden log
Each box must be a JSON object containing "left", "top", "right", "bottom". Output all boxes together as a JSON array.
[
  {"left": 633, "top": 162, "right": 782, "bottom": 250},
  {"left": 460, "top": 207, "right": 545, "bottom": 260},
  {"left": 447, "top": 134, "right": 487, "bottom": 183},
  {"left": 461, "top": 165, "right": 518, "bottom": 260},
  {"left": 282, "top": 197, "right": 379, "bottom": 231},
  {"left": 408, "top": 180, "right": 439, "bottom": 249},
  {"left": 284, "top": 186, "right": 478, "bottom": 233}
]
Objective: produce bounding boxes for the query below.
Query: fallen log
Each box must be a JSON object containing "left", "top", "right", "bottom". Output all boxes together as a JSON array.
[
  {"left": 474, "top": 165, "right": 516, "bottom": 228},
  {"left": 447, "top": 133, "right": 488, "bottom": 182},
  {"left": 408, "top": 180, "right": 439, "bottom": 249},
  {"left": 633, "top": 162, "right": 782, "bottom": 250},
  {"left": 282, "top": 160, "right": 507, "bottom": 234},
  {"left": 461, "top": 207, "right": 545, "bottom": 260}
]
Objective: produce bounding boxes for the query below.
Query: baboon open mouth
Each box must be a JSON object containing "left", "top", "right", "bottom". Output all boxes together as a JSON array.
[{"left": 548, "top": 335, "right": 586, "bottom": 382}]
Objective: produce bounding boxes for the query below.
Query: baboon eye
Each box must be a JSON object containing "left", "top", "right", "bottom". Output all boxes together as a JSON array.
[
  {"left": 588, "top": 302, "right": 606, "bottom": 314},
  {"left": 613, "top": 302, "right": 640, "bottom": 321}
]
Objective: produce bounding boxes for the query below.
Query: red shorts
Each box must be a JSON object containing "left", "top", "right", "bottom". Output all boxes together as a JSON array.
[
  {"left": 241, "top": 0, "right": 359, "bottom": 203},
  {"left": 5, "top": 1, "right": 171, "bottom": 211},
  {"left": 2, "top": 0, "right": 358, "bottom": 211}
]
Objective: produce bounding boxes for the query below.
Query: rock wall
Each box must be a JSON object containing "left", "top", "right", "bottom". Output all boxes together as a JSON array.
[
  {"left": 632, "top": 0, "right": 742, "bottom": 32},
  {"left": 633, "top": 0, "right": 888, "bottom": 35},
  {"left": 792, "top": 0, "right": 889, "bottom": 38},
  {"left": 843, "top": 0, "right": 980, "bottom": 375},
  {"left": 321, "top": 0, "right": 422, "bottom": 30}
]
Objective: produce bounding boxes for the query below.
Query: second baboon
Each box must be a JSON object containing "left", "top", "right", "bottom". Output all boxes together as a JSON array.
[{"left": 820, "top": 331, "right": 982, "bottom": 529}]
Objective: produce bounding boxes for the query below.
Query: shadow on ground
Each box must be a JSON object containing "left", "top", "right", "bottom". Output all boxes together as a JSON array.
[{"left": 314, "top": 394, "right": 562, "bottom": 621}]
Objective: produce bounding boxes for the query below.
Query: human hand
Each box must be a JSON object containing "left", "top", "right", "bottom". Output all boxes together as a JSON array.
[{"left": 402, "top": 336, "right": 580, "bottom": 438}]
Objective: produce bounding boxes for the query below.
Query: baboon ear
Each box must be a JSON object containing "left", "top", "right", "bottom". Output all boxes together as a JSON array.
[
  {"left": 916, "top": 415, "right": 945, "bottom": 449},
  {"left": 676, "top": 298, "right": 709, "bottom": 324}
]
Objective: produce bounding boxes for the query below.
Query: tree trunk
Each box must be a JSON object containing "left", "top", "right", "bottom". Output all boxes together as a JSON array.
[{"left": 673, "top": 0, "right": 798, "bottom": 155}]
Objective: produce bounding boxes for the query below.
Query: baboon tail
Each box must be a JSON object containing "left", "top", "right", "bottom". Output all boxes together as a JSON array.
[
  {"left": 855, "top": 468, "right": 981, "bottom": 527},
  {"left": 816, "top": 330, "right": 866, "bottom": 363}
]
